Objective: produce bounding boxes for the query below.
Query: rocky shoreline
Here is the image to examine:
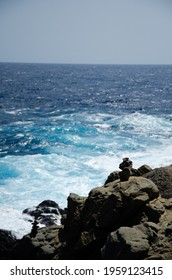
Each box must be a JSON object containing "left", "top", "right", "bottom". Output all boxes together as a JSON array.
[{"left": 1, "top": 160, "right": 172, "bottom": 260}]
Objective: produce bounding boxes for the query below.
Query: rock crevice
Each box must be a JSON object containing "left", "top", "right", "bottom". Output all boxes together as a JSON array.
[{"left": 1, "top": 162, "right": 172, "bottom": 260}]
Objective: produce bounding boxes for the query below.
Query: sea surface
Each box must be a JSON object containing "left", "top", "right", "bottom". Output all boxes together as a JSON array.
[{"left": 0, "top": 63, "right": 172, "bottom": 237}]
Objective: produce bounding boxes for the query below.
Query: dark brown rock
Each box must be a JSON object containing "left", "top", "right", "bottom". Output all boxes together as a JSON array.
[
  {"left": 104, "top": 162, "right": 152, "bottom": 185},
  {"left": 137, "top": 164, "right": 153, "bottom": 175},
  {"left": 104, "top": 171, "right": 119, "bottom": 184},
  {"left": 119, "top": 167, "right": 130, "bottom": 181},
  {"left": 144, "top": 165, "right": 172, "bottom": 198},
  {"left": 101, "top": 226, "right": 150, "bottom": 260},
  {"left": 11, "top": 225, "right": 61, "bottom": 260},
  {"left": 7, "top": 162, "right": 172, "bottom": 260},
  {"left": 144, "top": 198, "right": 165, "bottom": 223},
  {"left": 59, "top": 193, "right": 86, "bottom": 242},
  {"left": 56, "top": 176, "right": 159, "bottom": 259}
]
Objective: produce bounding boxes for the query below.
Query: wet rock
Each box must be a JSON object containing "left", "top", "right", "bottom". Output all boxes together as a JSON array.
[{"left": 23, "top": 200, "right": 62, "bottom": 227}]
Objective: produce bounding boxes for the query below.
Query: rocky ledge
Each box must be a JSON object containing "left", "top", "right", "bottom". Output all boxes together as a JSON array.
[{"left": 1, "top": 160, "right": 172, "bottom": 260}]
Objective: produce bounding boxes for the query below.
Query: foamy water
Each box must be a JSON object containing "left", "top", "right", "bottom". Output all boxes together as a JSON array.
[
  {"left": 0, "top": 112, "right": 172, "bottom": 238},
  {"left": 0, "top": 63, "right": 172, "bottom": 237}
]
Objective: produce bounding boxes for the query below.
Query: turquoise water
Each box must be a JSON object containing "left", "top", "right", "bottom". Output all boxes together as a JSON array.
[{"left": 0, "top": 63, "right": 172, "bottom": 237}]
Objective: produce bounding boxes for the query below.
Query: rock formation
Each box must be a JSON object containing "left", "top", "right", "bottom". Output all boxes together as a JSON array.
[
  {"left": 1, "top": 161, "right": 172, "bottom": 260},
  {"left": 144, "top": 165, "right": 172, "bottom": 198},
  {"left": 23, "top": 199, "right": 62, "bottom": 227}
]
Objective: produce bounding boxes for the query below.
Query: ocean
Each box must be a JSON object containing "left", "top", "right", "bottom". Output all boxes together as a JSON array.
[{"left": 0, "top": 63, "right": 172, "bottom": 238}]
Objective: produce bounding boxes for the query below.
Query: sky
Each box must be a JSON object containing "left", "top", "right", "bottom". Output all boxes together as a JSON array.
[{"left": 0, "top": 0, "right": 172, "bottom": 64}]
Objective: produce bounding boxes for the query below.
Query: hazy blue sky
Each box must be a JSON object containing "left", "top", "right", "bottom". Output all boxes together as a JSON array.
[{"left": 0, "top": 0, "right": 172, "bottom": 64}]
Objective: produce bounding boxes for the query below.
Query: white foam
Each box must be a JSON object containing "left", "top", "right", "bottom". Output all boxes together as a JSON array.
[
  {"left": 0, "top": 206, "right": 32, "bottom": 239},
  {"left": 120, "top": 113, "right": 172, "bottom": 138},
  {"left": 94, "top": 123, "right": 111, "bottom": 130},
  {"left": 0, "top": 112, "right": 172, "bottom": 237}
]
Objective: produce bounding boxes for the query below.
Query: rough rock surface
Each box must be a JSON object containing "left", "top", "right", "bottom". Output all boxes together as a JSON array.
[
  {"left": 101, "top": 225, "right": 150, "bottom": 259},
  {"left": 2, "top": 163, "right": 172, "bottom": 260},
  {"left": 144, "top": 165, "right": 172, "bottom": 198},
  {"left": 11, "top": 225, "right": 61, "bottom": 260}
]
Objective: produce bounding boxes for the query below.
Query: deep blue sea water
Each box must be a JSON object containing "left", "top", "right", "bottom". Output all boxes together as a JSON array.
[{"left": 0, "top": 63, "right": 172, "bottom": 237}]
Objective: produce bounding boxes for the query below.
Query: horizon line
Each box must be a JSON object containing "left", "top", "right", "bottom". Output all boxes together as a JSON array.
[{"left": 0, "top": 61, "right": 172, "bottom": 66}]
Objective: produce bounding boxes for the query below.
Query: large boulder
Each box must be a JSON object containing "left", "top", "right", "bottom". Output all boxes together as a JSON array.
[
  {"left": 101, "top": 225, "right": 150, "bottom": 259},
  {"left": 81, "top": 176, "right": 159, "bottom": 231},
  {"left": 144, "top": 165, "right": 172, "bottom": 198},
  {"left": 56, "top": 176, "right": 159, "bottom": 259}
]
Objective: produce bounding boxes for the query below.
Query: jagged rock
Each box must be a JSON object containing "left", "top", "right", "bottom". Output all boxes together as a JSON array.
[
  {"left": 6, "top": 162, "right": 172, "bottom": 260},
  {"left": 59, "top": 193, "right": 86, "bottom": 242},
  {"left": 23, "top": 200, "right": 62, "bottom": 227},
  {"left": 97, "top": 177, "right": 159, "bottom": 228},
  {"left": 56, "top": 176, "right": 159, "bottom": 259},
  {"left": 144, "top": 165, "right": 172, "bottom": 198},
  {"left": 81, "top": 176, "right": 159, "bottom": 231},
  {"left": 101, "top": 226, "right": 150, "bottom": 259}
]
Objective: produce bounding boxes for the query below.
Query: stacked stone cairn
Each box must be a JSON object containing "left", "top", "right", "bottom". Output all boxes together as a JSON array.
[{"left": 1, "top": 159, "right": 172, "bottom": 260}]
